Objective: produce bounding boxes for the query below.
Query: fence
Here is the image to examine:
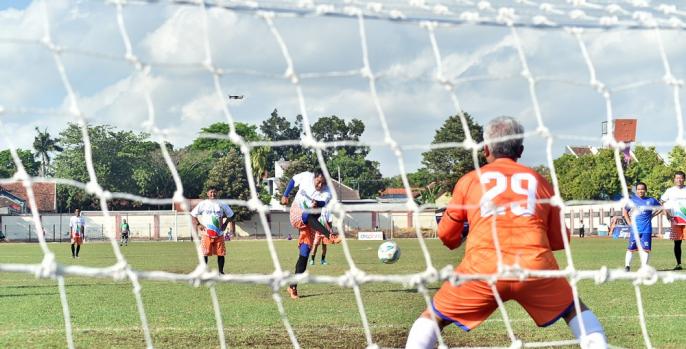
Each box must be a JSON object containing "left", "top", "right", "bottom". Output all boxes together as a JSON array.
[{"left": 0, "top": 203, "right": 661, "bottom": 242}]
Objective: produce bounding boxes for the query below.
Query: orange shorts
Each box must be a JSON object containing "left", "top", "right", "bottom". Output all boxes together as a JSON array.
[
  {"left": 201, "top": 235, "right": 226, "bottom": 256},
  {"left": 671, "top": 224, "right": 684, "bottom": 240},
  {"left": 298, "top": 228, "right": 315, "bottom": 247},
  {"left": 432, "top": 278, "right": 574, "bottom": 331},
  {"left": 313, "top": 231, "right": 336, "bottom": 245},
  {"left": 71, "top": 235, "right": 83, "bottom": 245}
]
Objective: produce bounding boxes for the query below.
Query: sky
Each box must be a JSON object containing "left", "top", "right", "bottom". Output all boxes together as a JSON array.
[{"left": 1, "top": 0, "right": 686, "bottom": 178}]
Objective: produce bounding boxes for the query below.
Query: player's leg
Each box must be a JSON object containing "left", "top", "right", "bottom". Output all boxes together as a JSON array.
[
  {"left": 407, "top": 280, "right": 498, "bottom": 348},
  {"left": 674, "top": 240, "right": 682, "bottom": 270},
  {"left": 310, "top": 234, "right": 321, "bottom": 265},
  {"left": 306, "top": 214, "right": 333, "bottom": 238},
  {"left": 639, "top": 233, "right": 651, "bottom": 267},
  {"left": 75, "top": 239, "right": 81, "bottom": 258},
  {"left": 216, "top": 238, "right": 226, "bottom": 274},
  {"left": 289, "top": 228, "right": 314, "bottom": 299},
  {"left": 70, "top": 239, "right": 75, "bottom": 258},
  {"left": 625, "top": 238, "right": 637, "bottom": 271},
  {"left": 201, "top": 235, "right": 211, "bottom": 266},
  {"left": 564, "top": 303, "right": 607, "bottom": 349},
  {"left": 517, "top": 278, "right": 606, "bottom": 349},
  {"left": 321, "top": 244, "right": 328, "bottom": 265},
  {"left": 672, "top": 225, "right": 683, "bottom": 270}
]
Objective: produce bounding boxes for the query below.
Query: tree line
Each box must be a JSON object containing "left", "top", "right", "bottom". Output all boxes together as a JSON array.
[{"left": 1, "top": 111, "right": 681, "bottom": 219}]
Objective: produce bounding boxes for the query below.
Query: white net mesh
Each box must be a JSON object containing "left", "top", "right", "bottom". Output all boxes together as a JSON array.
[{"left": 2, "top": 0, "right": 686, "bottom": 348}]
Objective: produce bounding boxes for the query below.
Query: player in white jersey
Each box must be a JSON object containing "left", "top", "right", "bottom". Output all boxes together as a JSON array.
[
  {"left": 69, "top": 208, "right": 85, "bottom": 258},
  {"left": 281, "top": 169, "right": 340, "bottom": 299},
  {"left": 660, "top": 171, "right": 686, "bottom": 270},
  {"left": 190, "top": 186, "right": 235, "bottom": 275}
]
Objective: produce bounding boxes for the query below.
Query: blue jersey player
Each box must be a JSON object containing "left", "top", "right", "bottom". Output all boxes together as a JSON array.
[{"left": 623, "top": 182, "right": 661, "bottom": 271}]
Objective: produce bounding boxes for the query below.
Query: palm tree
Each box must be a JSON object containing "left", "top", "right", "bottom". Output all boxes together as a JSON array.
[
  {"left": 250, "top": 146, "right": 270, "bottom": 185},
  {"left": 32, "top": 127, "right": 63, "bottom": 177}
]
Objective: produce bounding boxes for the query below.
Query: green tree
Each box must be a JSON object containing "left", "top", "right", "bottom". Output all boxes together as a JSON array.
[
  {"left": 532, "top": 165, "right": 552, "bottom": 185},
  {"left": 32, "top": 127, "right": 63, "bottom": 177},
  {"left": 53, "top": 123, "right": 171, "bottom": 210},
  {"left": 259, "top": 109, "right": 305, "bottom": 170},
  {"left": 311, "top": 115, "right": 368, "bottom": 158},
  {"left": 554, "top": 149, "right": 623, "bottom": 201},
  {"left": 176, "top": 148, "right": 215, "bottom": 199},
  {"left": 191, "top": 122, "right": 261, "bottom": 155},
  {"left": 624, "top": 146, "right": 669, "bottom": 197},
  {"left": 384, "top": 168, "right": 436, "bottom": 189},
  {"left": 326, "top": 149, "right": 384, "bottom": 199},
  {"left": 421, "top": 113, "right": 485, "bottom": 193},
  {"left": 204, "top": 149, "right": 254, "bottom": 221},
  {"left": 0, "top": 149, "right": 40, "bottom": 178}
]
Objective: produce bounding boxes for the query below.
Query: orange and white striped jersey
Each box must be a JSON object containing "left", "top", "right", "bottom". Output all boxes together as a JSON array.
[{"left": 438, "top": 158, "right": 568, "bottom": 274}]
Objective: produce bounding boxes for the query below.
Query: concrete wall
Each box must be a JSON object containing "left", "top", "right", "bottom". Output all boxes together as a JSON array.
[{"left": 1, "top": 204, "right": 666, "bottom": 241}]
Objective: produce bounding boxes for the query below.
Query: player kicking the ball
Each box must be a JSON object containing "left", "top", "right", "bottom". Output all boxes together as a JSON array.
[
  {"left": 281, "top": 169, "right": 340, "bottom": 299},
  {"left": 406, "top": 116, "right": 607, "bottom": 349},
  {"left": 191, "top": 186, "right": 235, "bottom": 275}
]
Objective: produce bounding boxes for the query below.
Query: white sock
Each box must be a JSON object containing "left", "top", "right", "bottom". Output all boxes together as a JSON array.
[
  {"left": 406, "top": 317, "right": 439, "bottom": 349},
  {"left": 625, "top": 251, "right": 633, "bottom": 268},
  {"left": 569, "top": 310, "right": 607, "bottom": 349},
  {"left": 639, "top": 251, "right": 649, "bottom": 266}
]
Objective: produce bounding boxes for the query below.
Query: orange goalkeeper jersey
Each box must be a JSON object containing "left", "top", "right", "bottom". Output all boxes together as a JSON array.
[{"left": 438, "top": 158, "right": 568, "bottom": 275}]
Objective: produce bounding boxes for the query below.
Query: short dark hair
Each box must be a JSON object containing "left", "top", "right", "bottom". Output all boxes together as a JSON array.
[
  {"left": 636, "top": 182, "right": 647, "bottom": 190},
  {"left": 206, "top": 185, "right": 219, "bottom": 192},
  {"left": 313, "top": 168, "right": 324, "bottom": 178},
  {"left": 675, "top": 171, "right": 686, "bottom": 179}
]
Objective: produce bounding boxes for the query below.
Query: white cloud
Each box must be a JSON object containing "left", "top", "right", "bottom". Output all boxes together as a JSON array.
[{"left": 1, "top": 1, "right": 686, "bottom": 178}]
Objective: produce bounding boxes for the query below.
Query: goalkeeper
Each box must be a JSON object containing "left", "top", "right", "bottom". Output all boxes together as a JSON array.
[
  {"left": 406, "top": 116, "right": 607, "bottom": 349},
  {"left": 281, "top": 169, "right": 340, "bottom": 299}
]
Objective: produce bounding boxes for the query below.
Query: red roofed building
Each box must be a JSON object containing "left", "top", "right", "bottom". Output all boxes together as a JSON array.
[
  {"left": 0, "top": 182, "right": 57, "bottom": 213},
  {"left": 378, "top": 187, "right": 420, "bottom": 202}
]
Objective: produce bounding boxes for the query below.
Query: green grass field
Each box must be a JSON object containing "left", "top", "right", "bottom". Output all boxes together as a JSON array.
[{"left": 0, "top": 238, "right": 684, "bottom": 349}]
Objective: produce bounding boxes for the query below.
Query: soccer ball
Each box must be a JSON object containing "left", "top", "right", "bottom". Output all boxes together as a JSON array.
[{"left": 377, "top": 241, "right": 400, "bottom": 264}]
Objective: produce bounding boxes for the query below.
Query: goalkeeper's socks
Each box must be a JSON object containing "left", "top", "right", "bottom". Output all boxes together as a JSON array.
[
  {"left": 568, "top": 310, "right": 607, "bottom": 349},
  {"left": 405, "top": 317, "right": 438, "bottom": 349}
]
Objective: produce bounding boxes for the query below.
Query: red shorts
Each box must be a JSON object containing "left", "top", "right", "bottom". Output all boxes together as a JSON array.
[
  {"left": 671, "top": 223, "right": 684, "bottom": 240},
  {"left": 432, "top": 278, "right": 574, "bottom": 331},
  {"left": 71, "top": 235, "right": 83, "bottom": 245},
  {"left": 201, "top": 235, "right": 226, "bottom": 256}
]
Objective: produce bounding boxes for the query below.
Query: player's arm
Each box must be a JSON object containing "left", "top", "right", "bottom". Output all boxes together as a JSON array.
[
  {"left": 281, "top": 173, "right": 303, "bottom": 205},
  {"left": 546, "top": 204, "right": 568, "bottom": 251},
  {"left": 660, "top": 191, "right": 673, "bottom": 221},
  {"left": 542, "top": 178, "right": 568, "bottom": 251},
  {"left": 190, "top": 206, "right": 204, "bottom": 233},
  {"left": 221, "top": 205, "right": 235, "bottom": 231},
  {"left": 622, "top": 206, "right": 632, "bottom": 227},
  {"left": 437, "top": 179, "right": 468, "bottom": 250}
]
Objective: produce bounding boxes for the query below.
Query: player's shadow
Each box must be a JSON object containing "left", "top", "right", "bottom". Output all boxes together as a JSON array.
[{"left": 656, "top": 268, "right": 683, "bottom": 272}]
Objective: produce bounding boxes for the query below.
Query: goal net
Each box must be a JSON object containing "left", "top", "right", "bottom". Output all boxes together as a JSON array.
[{"left": 1, "top": 1, "right": 685, "bottom": 348}]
